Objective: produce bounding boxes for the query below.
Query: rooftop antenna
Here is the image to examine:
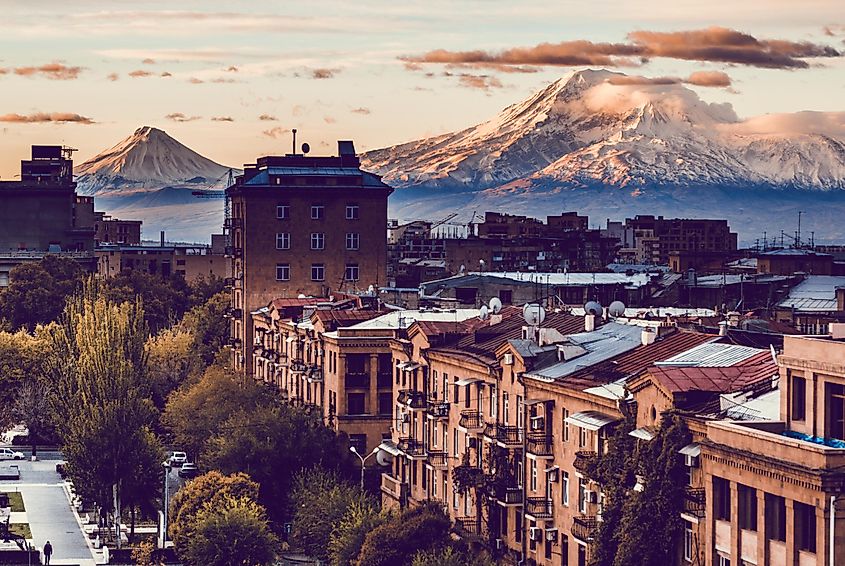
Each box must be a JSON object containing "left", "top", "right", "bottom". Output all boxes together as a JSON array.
[
  {"left": 291, "top": 129, "right": 297, "bottom": 155},
  {"left": 797, "top": 210, "right": 804, "bottom": 248}
]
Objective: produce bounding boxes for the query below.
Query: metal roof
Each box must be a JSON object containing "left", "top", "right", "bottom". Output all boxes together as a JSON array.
[
  {"left": 678, "top": 443, "right": 701, "bottom": 457},
  {"left": 629, "top": 427, "right": 657, "bottom": 441},
  {"left": 346, "top": 308, "right": 481, "bottom": 330},
  {"left": 564, "top": 410, "right": 621, "bottom": 431},
  {"left": 468, "top": 271, "right": 653, "bottom": 289},
  {"left": 655, "top": 343, "right": 763, "bottom": 367},
  {"left": 776, "top": 276, "right": 845, "bottom": 312}
]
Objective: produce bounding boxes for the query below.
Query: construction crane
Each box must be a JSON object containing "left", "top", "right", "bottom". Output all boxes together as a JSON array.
[{"left": 192, "top": 168, "right": 235, "bottom": 248}]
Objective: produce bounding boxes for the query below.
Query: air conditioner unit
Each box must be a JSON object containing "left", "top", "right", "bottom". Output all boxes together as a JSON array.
[
  {"left": 547, "top": 468, "right": 559, "bottom": 482},
  {"left": 585, "top": 489, "right": 598, "bottom": 503},
  {"left": 685, "top": 454, "right": 699, "bottom": 468},
  {"left": 545, "top": 528, "right": 558, "bottom": 542},
  {"left": 503, "top": 353, "right": 514, "bottom": 366},
  {"left": 495, "top": 538, "right": 504, "bottom": 550},
  {"left": 529, "top": 416, "right": 545, "bottom": 431},
  {"left": 529, "top": 526, "right": 543, "bottom": 541}
]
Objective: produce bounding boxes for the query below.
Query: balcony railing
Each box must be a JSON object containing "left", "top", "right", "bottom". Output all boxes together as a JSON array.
[
  {"left": 683, "top": 487, "right": 706, "bottom": 518},
  {"left": 305, "top": 367, "right": 323, "bottom": 383},
  {"left": 289, "top": 360, "right": 308, "bottom": 373},
  {"left": 485, "top": 423, "right": 523, "bottom": 446},
  {"left": 573, "top": 450, "right": 598, "bottom": 475},
  {"left": 380, "top": 473, "right": 409, "bottom": 504},
  {"left": 525, "top": 497, "right": 553, "bottom": 520},
  {"left": 571, "top": 515, "right": 599, "bottom": 542},
  {"left": 526, "top": 432, "right": 554, "bottom": 457},
  {"left": 398, "top": 437, "right": 426, "bottom": 458},
  {"left": 495, "top": 485, "right": 523, "bottom": 506},
  {"left": 398, "top": 390, "right": 427, "bottom": 410},
  {"left": 426, "top": 450, "right": 449, "bottom": 468},
  {"left": 459, "top": 410, "right": 485, "bottom": 431},
  {"left": 454, "top": 517, "right": 481, "bottom": 538},
  {"left": 426, "top": 400, "right": 450, "bottom": 419},
  {"left": 345, "top": 371, "right": 370, "bottom": 388}
]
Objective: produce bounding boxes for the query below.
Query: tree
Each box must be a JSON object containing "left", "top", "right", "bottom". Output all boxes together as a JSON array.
[
  {"left": 47, "top": 281, "right": 163, "bottom": 547},
  {"left": 411, "top": 546, "right": 496, "bottom": 566},
  {"left": 146, "top": 328, "right": 199, "bottom": 411},
  {"left": 168, "top": 471, "right": 260, "bottom": 558},
  {"left": 0, "top": 256, "right": 84, "bottom": 331},
  {"left": 355, "top": 503, "right": 452, "bottom": 566},
  {"left": 101, "top": 271, "right": 192, "bottom": 333},
  {"left": 179, "top": 291, "right": 229, "bottom": 368},
  {"left": 328, "top": 499, "right": 385, "bottom": 566},
  {"left": 0, "top": 330, "right": 43, "bottom": 431},
  {"left": 183, "top": 495, "right": 278, "bottom": 566},
  {"left": 290, "top": 468, "right": 376, "bottom": 562}
]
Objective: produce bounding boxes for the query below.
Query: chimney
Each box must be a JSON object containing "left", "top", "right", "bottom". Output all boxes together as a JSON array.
[
  {"left": 584, "top": 314, "right": 596, "bottom": 332},
  {"left": 837, "top": 287, "right": 845, "bottom": 312},
  {"left": 641, "top": 327, "right": 657, "bottom": 346},
  {"left": 718, "top": 322, "right": 728, "bottom": 336},
  {"left": 160, "top": 230, "right": 165, "bottom": 247}
]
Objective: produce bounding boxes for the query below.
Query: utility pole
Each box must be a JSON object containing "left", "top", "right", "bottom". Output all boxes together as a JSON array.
[{"left": 797, "top": 211, "right": 804, "bottom": 248}]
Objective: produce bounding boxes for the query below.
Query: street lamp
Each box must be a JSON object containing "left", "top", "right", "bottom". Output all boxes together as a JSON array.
[
  {"left": 349, "top": 446, "right": 378, "bottom": 490},
  {"left": 161, "top": 461, "right": 172, "bottom": 549}
]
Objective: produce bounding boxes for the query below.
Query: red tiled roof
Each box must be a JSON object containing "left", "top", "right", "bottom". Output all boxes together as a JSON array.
[
  {"left": 312, "top": 309, "right": 383, "bottom": 330},
  {"left": 649, "top": 351, "right": 776, "bottom": 395},
  {"left": 271, "top": 297, "right": 325, "bottom": 309},
  {"left": 562, "top": 329, "right": 716, "bottom": 390}
]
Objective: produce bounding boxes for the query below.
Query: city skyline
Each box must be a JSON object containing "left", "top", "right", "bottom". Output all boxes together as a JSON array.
[{"left": 0, "top": 0, "right": 843, "bottom": 178}]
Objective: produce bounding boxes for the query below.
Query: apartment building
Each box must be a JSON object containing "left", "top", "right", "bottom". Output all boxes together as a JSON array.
[
  {"left": 625, "top": 216, "right": 738, "bottom": 266},
  {"left": 227, "top": 141, "right": 393, "bottom": 373},
  {"left": 96, "top": 242, "right": 229, "bottom": 283},
  {"left": 94, "top": 212, "right": 142, "bottom": 245}
]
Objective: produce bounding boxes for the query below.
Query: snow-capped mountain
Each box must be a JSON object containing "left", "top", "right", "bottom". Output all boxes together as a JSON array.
[
  {"left": 75, "top": 126, "right": 235, "bottom": 195},
  {"left": 362, "top": 69, "right": 845, "bottom": 192}
]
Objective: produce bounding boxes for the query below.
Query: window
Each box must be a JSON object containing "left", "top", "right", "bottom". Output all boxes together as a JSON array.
[
  {"left": 717, "top": 555, "right": 731, "bottom": 566},
  {"left": 378, "top": 392, "right": 392, "bottom": 415},
  {"left": 502, "top": 392, "right": 509, "bottom": 424},
  {"left": 515, "top": 511, "right": 522, "bottom": 544},
  {"left": 738, "top": 484, "right": 757, "bottom": 531},
  {"left": 453, "top": 428, "right": 459, "bottom": 456},
  {"left": 530, "top": 459, "right": 537, "bottom": 492},
  {"left": 792, "top": 374, "right": 806, "bottom": 421},
  {"left": 827, "top": 382, "right": 845, "bottom": 441},
  {"left": 714, "top": 477, "right": 731, "bottom": 521},
  {"left": 795, "top": 502, "right": 816, "bottom": 552},
  {"left": 345, "top": 264, "right": 359, "bottom": 282},
  {"left": 683, "top": 521, "right": 693, "bottom": 562},
  {"left": 311, "top": 264, "right": 325, "bottom": 281},
  {"left": 489, "top": 385, "right": 497, "bottom": 418},
  {"left": 561, "top": 535, "right": 569, "bottom": 566},
  {"left": 562, "top": 471, "right": 570, "bottom": 506},
  {"left": 349, "top": 434, "right": 366, "bottom": 454},
  {"left": 346, "top": 204, "right": 359, "bottom": 220},
  {"left": 578, "top": 478, "right": 588, "bottom": 513},
  {"left": 310, "top": 205, "right": 324, "bottom": 220},
  {"left": 275, "top": 263, "right": 290, "bottom": 281},
  {"left": 276, "top": 233, "right": 290, "bottom": 250},
  {"left": 517, "top": 396, "right": 524, "bottom": 429},
  {"left": 276, "top": 205, "right": 289, "bottom": 219},
  {"left": 346, "top": 232, "right": 360, "bottom": 250},
  {"left": 310, "top": 232, "right": 325, "bottom": 250},
  {"left": 443, "top": 374, "right": 449, "bottom": 402},
  {"left": 563, "top": 408, "right": 570, "bottom": 442},
  {"left": 347, "top": 392, "right": 366, "bottom": 415},
  {"left": 579, "top": 426, "right": 587, "bottom": 448},
  {"left": 766, "top": 494, "right": 786, "bottom": 542}
]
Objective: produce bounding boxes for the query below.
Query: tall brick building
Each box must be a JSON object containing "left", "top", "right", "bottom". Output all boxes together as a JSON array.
[{"left": 227, "top": 140, "right": 393, "bottom": 373}]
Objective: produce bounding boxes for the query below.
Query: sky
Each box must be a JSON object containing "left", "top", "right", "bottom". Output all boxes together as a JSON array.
[{"left": 0, "top": 0, "right": 842, "bottom": 178}]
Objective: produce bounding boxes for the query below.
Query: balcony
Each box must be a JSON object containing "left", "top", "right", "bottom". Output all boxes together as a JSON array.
[
  {"left": 398, "top": 438, "right": 427, "bottom": 459},
  {"left": 459, "top": 410, "right": 485, "bottom": 432},
  {"left": 525, "top": 497, "right": 553, "bottom": 520},
  {"left": 573, "top": 450, "right": 598, "bottom": 475},
  {"left": 305, "top": 367, "right": 323, "bottom": 383},
  {"left": 495, "top": 485, "right": 523, "bottom": 506},
  {"left": 683, "top": 487, "right": 705, "bottom": 519},
  {"left": 454, "top": 517, "right": 481, "bottom": 538},
  {"left": 345, "top": 371, "right": 370, "bottom": 389},
  {"left": 526, "top": 433, "right": 554, "bottom": 458},
  {"left": 426, "top": 400, "right": 450, "bottom": 419},
  {"left": 289, "top": 360, "right": 308, "bottom": 373},
  {"left": 571, "top": 515, "right": 599, "bottom": 543},
  {"left": 229, "top": 337, "right": 242, "bottom": 348},
  {"left": 381, "top": 473, "right": 409, "bottom": 504},
  {"left": 426, "top": 450, "right": 449, "bottom": 469},
  {"left": 398, "top": 389, "right": 427, "bottom": 410},
  {"left": 224, "top": 217, "right": 243, "bottom": 229},
  {"left": 485, "top": 424, "right": 523, "bottom": 446}
]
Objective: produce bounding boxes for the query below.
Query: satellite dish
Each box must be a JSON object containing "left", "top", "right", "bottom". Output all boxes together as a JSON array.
[
  {"left": 584, "top": 301, "right": 602, "bottom": 316},
  {"left": 298, "top": 294, "right": 307, "bottom": 299},
  {"left": 368, "top": 284, "right": 375, "bottom": 295},
  {"left": 459, "top": 264, "right": 466, "bottom": 274},
  {"left": 523, "top": 304, "right": 546, "bottom": 326},
  {"left": 609, "top": 301, "right": 626, "bottom": 317},
  {"left": 489, "top": 297, "right": 502, "bottom": 314},
  {"left": 479, "top": 305, "right": 490, "bottom": 320},
  {"left": 301, "top": 142, "right": 310, "bottom": 154},
  {"left": 375, "top": 449, "right": 393, "bottom": 467}
]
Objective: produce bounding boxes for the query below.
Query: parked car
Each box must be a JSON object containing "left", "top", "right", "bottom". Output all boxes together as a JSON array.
[
  {"left": 178, "top": 462, "right": 198, "bottom": 479},
  {"left": 168, "top": 451, "right": 187, "bottom": 466},
  {"left": 0, "top": 447, "right": 25, "bottom": 460}
]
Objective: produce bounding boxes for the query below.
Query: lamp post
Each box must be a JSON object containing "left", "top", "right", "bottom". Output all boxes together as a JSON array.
[
  {"left": 161, "top": 461, "right": 171, "bottom": 549},
  {"left": 349, "top": 446, "right": 378, "bottom": 490}
]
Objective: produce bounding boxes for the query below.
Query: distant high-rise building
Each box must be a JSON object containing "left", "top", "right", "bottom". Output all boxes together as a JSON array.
[{"left": 226, "top": 140, "right": 393, "bottom": 373}]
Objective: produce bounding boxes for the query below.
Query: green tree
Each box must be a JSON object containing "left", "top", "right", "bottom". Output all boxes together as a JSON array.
[
  {"left": 355, "top": 503, "right": 451, "bottom": 566},
  {"left": 290, "top": 468, "right": 376, "bottom": 563},
  {"left": 168, "top": 471, "right": 260, "bottom": 557},
  {"left": 187, "top": 276, "right": 226, "bottom": 308},
  {"left": 47, "top": 281, "right": 162, "bottom": 547},
  {"left": 0, "top": 330, "right": 43, "bottom": 430},
  {"left": 146, "top": 328, "right": 199, "bottom": 411},
  {"left": 0, "top": 256, "right": 84, "bottom": 331},
  {"left": 179, "top": 291, "right": 229, "bottom": 367},
  {"left": 328, "top": 499, "right": 385, "bottom": 566},
  {"left": 411, "top": 546, "right": 496, "bottom": 566},
  {"left": 183, "top": 495, "right": 277, "bottom": 566},
  {"left": 101, "top": 271, "right": 192, "bottom": 333}
]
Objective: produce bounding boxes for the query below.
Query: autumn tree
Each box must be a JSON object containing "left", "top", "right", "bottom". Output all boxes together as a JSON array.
[
  {"left": 47, "top": 281, "right": 163, "bottom": 547},
  {"left": 0, "top": 330, "right": 43, "bottom": 430},
  {"left": 146, "top": 328, "right": 199, "bottom": 410}
]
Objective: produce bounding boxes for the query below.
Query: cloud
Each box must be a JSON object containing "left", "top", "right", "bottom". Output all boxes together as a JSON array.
[
  {"left": 142, "top": 58, "right": 156, "bottom": 65},
  {"left": 0, "top": 112, "right": 94, "bottom": 124},
  {"left": 606, "top": 71, "right": 732, "bottom": 88},
  {"left": 311, "top": 68, "right": 339, "bottom": 79},
  {"left": 728, "top": 111, "right": 845, "bottom": 137},
  {"left": 210, "top": 77, "right": 237, "bottom": 83},
  {"left": 225, "top": 65, "right": 239, "bottom": 72},
  {"left": 211, "top": 116, "right": 234, "bottom": 122},
  {"left": 403, "top": 26, "right": 841, "bottom": 70},
  {"left": 263, "top": 126, "right": 290, "bottom": 138},
  {"left": 455, "top": 73, "right": 504, "bottom": 90},
  {"left": 188, "top": 77, "right": 204, "bottom": 84},
  {"left": 685, "top": 71, "right": 732, "bottom": 87},
  {"left": 324, "top": 116, "right": 336, "bottom": 124},
  {"left": 129, "top": 69, "right": 154, "bottom": 78},
  {"left": 165, "top": 112, "right": 201, "bottom": 122},
  {"left": 351, "top": 107, "right": 371, "bottom": 115},
  {"left": 12, "top": 63, "right": 83, "bottom": 80},
  {"left": 259, "top": 114, "right": 277, "bottom": 121},
  {"left": 106, "top": 72, "right": 119, "bottom": 81},
  {"left": 160, "top": 71, "right": 172, "bottom": 78}
]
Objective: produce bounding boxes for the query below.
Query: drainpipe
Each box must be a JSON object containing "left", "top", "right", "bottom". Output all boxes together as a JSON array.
[
  {"left": 831, "top": 495, "right": 837, "bottom": 566},
  {"left": 519, "top": 371, "right": 528, "bottom": 565}
]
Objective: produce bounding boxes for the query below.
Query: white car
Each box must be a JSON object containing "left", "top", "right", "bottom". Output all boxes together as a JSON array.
[
  {"left": 169, "top": 451, "right": 187, "bottom": 466},
  {"left": 0, "top": 448, "right": 24, "bottom": 460}
]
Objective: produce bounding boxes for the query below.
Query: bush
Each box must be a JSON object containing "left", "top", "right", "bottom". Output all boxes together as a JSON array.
[{"left": 355, "top": 503, "right": 451, "bottom": 566}]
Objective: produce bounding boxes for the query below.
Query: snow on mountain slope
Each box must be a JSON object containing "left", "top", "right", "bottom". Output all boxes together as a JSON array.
[
  {"left": 361, "top": 69, "right": 845, "bottom": 192},
  {"left": 75, "top": 126, "right": 235, "bottom": 195}
]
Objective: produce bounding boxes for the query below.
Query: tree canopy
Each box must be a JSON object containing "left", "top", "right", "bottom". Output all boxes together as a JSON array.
[
  {"left": 355, "top": 503, "right": 452, "bottom": 566},
  {"left": 0, "top": 256, "right": 84, "bottom": 331}
]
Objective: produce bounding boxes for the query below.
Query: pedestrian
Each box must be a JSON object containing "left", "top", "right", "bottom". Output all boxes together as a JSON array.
[{"left": 43, "top": 540, "right": 53, "bottom": 565}]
